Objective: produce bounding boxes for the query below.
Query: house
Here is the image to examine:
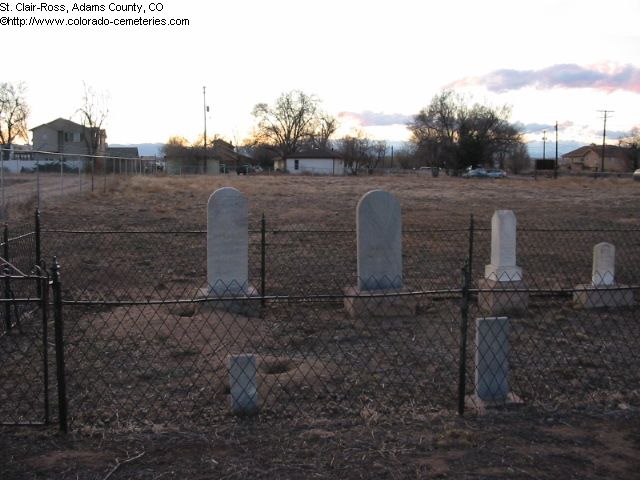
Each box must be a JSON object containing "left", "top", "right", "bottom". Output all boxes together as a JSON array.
[
  {"left": 561, "top": 145, "right": 634, "bottom": 173},
  {"left": 274, "top": 148, "right": 344, "bottom": 175},
  {"left": 31, "top": 118, "right": 107, "bottom": 172},
  {"left": 106, "top": 147, "right": 140, "bottom": 174},
  {"left": 31, "top": 117, "right": 107, "bottom": 157},
  {"left": 165, "top": 139, "right": 240, "bottom": 175}
]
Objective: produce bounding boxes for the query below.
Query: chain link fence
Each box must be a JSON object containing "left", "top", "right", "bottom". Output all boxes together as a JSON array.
[{"left": 1, "top": 211, "right": 639, "bottom": 431}]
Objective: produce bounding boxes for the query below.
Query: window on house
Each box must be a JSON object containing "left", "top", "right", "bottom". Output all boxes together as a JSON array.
[
  {"left": 294, "top": 159, "right": 299, "bottom": 170},
  {"left": 64, "top": 132, "right": 71, "bottom": 142},
  {"left": 73, "top": 132, "right": 81, "bottom": 142}
]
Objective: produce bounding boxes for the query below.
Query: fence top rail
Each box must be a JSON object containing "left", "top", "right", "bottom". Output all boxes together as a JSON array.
[{"left": 38, "top": 226, "right": 640, "bottom": 235}]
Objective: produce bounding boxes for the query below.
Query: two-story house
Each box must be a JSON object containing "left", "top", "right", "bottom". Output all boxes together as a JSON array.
[
  {"left": 560, "top": 145, "right": 634, "bottom": 173},
  {"left": 31, "top": 118, "right": 107, "bottom": 169}
]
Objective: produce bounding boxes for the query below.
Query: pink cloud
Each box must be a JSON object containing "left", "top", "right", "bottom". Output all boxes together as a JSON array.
[{"left": 448, "top": 63, "right": 640, "bottom": 93}]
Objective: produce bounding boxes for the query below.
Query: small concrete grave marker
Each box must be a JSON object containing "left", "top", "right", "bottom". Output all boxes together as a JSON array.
[
  {"left": 466, "top": 316, "right": 522, "bottom": 413},
  {"left": 229, "top": 354, "right": 259, "bottom": 415}
]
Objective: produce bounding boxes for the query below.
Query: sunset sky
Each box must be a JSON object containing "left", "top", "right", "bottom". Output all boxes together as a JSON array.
[{"left": 6, "top": 0, "right": 640, "bottom": 152}]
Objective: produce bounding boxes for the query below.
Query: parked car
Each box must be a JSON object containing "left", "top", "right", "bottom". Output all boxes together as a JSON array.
[
  {"left": 486, "top": 168, "right": 507, "bottom": 178},
  {"left": 633, "top": 169, "right": 640, "bottom": 181},
  {"left": 462, "top": 167, "right": 507, "bottom": 178},
  {"left": 462, "top": 167, "right": 488, "bottom": 178}
]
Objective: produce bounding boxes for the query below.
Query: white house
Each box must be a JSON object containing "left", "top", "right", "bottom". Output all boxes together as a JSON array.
[{"left": 275, "top": 148, "right": 344, "bottom": 175}]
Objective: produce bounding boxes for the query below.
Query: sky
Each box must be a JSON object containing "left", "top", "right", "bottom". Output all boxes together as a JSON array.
[{"left": 6, "top": 0, "right": 640, "bottom": 152}]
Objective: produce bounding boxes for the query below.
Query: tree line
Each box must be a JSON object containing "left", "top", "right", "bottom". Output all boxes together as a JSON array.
[{"left": 3, "top": 81, "right": 639, "bottom": 173}]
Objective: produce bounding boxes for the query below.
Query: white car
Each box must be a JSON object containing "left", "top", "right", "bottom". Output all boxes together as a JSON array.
[{"left": 633, "top": 169, "right": 640, "bottom": 181}]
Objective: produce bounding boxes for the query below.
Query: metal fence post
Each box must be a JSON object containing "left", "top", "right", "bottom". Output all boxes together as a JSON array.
[
  {"left": 41, "top": 269, "right": 50, "bottom": 424},
  {"left": 457, "top": 215, "right": 475, "bottom": 415},
  {"left": 3, "top": 224, "right": 11, "bottom": 332},
  {"left": 457, "top": 260, "right": 471, "bottom": 416},
  {"left": 51, "top": 258, "right": 68, "bottom": 433},
  {"left": 260, "top": 213, "right": 266, "bottom": 306},
  {"left": 35, "top": 209, "right": 42, "bottom": 297}
]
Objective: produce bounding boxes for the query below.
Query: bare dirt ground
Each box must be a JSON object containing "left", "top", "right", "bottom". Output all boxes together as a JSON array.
[{"left": 2, "top": 173, "right": 640, "bottom": 479}]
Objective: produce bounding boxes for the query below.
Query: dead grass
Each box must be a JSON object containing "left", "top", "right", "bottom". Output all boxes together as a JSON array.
[{"left": 2, "top": 173, "right": 640, "bottom": 479}]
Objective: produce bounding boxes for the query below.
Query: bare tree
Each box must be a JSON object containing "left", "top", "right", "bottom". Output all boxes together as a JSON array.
[
  {"left": 408, "top": 90, "right": 524, "bottom": 171},
  {"left": 251, "top": 90, "right": 327, "bottom": 159},
  {"left": 504, "top": 143, "right": 532, "bottom": 174},
  {"left": 77, "top": 83, "right": 108, "bottom": 156},
  {"left": 0, "top": 82, "right": 30, "bottom": 159},
  {"left": 619, "top": 126, "right": 640, "bottom": 170},
  {"left": 337, "top": 130, "right": 384, "bottom": 174},
  {"left": 311, "top": 114, "right": 339, "bottom": 149}
]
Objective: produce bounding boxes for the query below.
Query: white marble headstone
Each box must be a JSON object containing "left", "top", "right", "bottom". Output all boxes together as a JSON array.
[
  {"left": 484, "top": 210, "right": 522, "bottom": 282},
  {"left": 592, "top": 242, "right": 615, "bottom": 286},
  {"left": 357, "top": 190, "right": 403, "bottom": 291}
]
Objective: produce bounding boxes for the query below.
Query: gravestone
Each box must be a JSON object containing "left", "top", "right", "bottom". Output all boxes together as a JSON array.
[
  {"left": 592, "top": 242, "right": 615, "bottom": 286},
  {"left": 574, "top": 242, "right": 634, "bottom": 308},
  {"left": 484, "top": 210, "right": 522, "bottom": 282},
  {"left": 478, "top": 210, "right": 528, "bottom": 315},
  {"left": 344, "top": 190, "right": 415, "bottom": 317},
  {"left": 229, "top": 354, "right": 259, "bottom": 415},
  {"left": 357, "top": 190, "right": 403, "bottom": 291},
  {"left": 466, "top": 317, "right": 522, "bottom": 413},
  {"left": 201, "top": 187, "right": 259, "bottom": 315}
]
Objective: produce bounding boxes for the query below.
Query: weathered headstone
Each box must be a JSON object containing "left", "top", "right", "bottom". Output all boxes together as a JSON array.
[
  {"left": 201, "top": 187, "right": 259, "bottom": 315},
  {"left": 592, "top": 242, "right": 615, "bottom": 286},
  {"left": 229, "top": 354, "right": 259, "bottom": 415},
  {"left": 574, "top": 242, "right": 634, "bottom": 308},
  {"left": 478, "top": 210, "right": 528, "bottom": 315},
  {"left": 344, "top": 190, "right": 415, "bottom": 317},
  {"left": 357, "top": 190, "right": 403, "bottom": 291},
  {"left": 207, "top": 187, "right": 249, "bottom": 295}
]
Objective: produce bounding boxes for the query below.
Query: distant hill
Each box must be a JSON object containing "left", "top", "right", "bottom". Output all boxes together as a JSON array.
[
  {"left": 110, "top": 143, "right": 164, "bottom": 157},
  {"left": 526, "top": 140, "right": 584, "bottom": 159},
  {"left": 108, "top": 140, "right": 588, "bottom": 161}
]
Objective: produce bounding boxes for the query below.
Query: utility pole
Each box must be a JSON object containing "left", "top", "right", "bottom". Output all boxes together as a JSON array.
[
  {"left": 598, "top": 110, "right": 614, "bottom": 173},
  {"left": 542, "top": 130, "right": 547, "bottom": 161},
  {"left": 203, "top": 86, "right": 208, "bottom": 174},
  {"left": 554, "top": 121, "right": 558, "bottom": 179}
]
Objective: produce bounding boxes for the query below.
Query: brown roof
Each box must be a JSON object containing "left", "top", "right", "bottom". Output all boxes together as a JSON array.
[{"left": 563, "top": 145, "right": 632, "bottom": 160}]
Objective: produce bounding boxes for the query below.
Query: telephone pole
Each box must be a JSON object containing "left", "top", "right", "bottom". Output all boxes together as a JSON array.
[
  {"left": 598, "top": 110, "right": 614, "bottom": 173},
  {"left": 203, "top": 86, "right": 208, "bottom": 173},
  {"left": 554, "top": 121, "right": 558, "bottom": 179}
]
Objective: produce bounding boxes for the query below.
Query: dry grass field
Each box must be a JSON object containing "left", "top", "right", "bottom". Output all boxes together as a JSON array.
[
  {"left": 33, "top": 172, "right": 640, "bottom": 230},
  {"left": 1, "top": 173, "right": 640, "bottom": 479}
]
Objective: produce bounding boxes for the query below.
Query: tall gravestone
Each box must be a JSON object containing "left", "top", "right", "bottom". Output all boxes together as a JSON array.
[
  {"left": 202, "top": 187, "right": 259, "bottom": 314},
  {"left": 357, "top": 190, "right": 403, "bottom": 291},
  {"left": 574, "top": 242, "right": 634, "bottom": 308},
  {"left": 478, "top": 210, "right": 528, "bottom": 315},
  {"left": 344, "top": 190, "right": 415, "bottom": 317}
]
